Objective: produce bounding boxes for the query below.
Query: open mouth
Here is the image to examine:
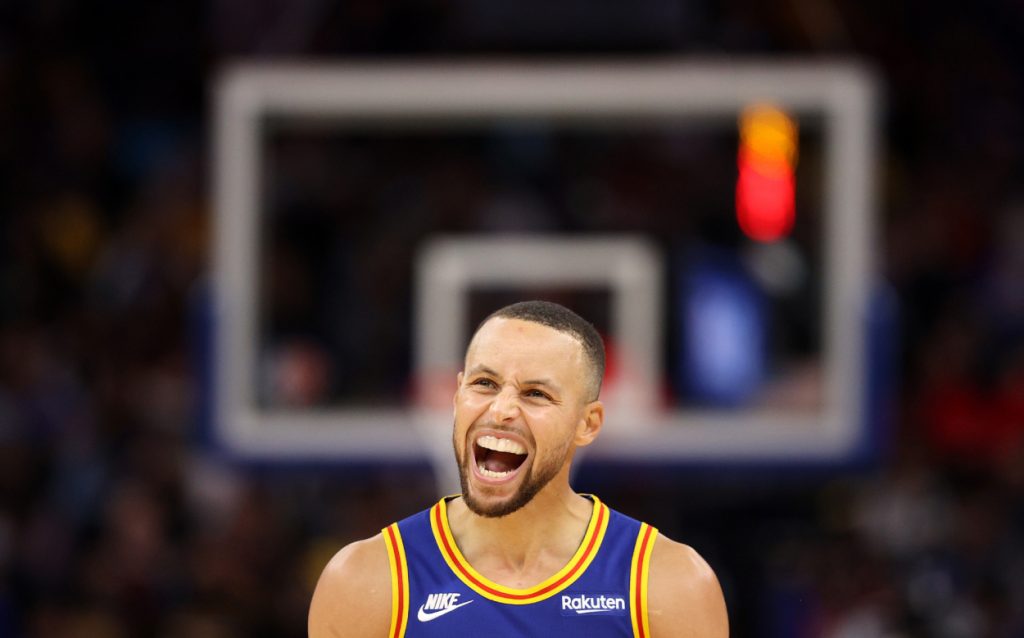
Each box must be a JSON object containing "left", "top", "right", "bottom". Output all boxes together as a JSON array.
[{"left": 473, "top": 434, "right": 528, "bottom": 480}]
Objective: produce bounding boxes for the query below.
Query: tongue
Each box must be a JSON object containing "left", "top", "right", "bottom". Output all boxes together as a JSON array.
[{"left": 482, "top": 450, "right": 524, "bottom": 473}]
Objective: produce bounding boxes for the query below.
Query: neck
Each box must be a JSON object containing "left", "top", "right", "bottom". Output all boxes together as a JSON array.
[{"left": 445, "top": 477, "right": 594, "bottom": 585}]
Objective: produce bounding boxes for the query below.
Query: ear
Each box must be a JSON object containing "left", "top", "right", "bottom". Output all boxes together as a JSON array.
[{"left": 574, "top": 401, "right": 604, "bottom": 447}]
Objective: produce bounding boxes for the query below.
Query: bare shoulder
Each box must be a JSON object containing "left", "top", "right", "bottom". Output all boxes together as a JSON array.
[
  {"left": 647, "top": 534, "right": 729, "bottom": 638},
  {"left": 308, "top": 534, "right": 393, "bottom": 638}
]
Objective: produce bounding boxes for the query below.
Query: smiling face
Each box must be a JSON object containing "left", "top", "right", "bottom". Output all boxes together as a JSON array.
[{"left": 453, "top": 317, "right": 603, "bottom": 518}]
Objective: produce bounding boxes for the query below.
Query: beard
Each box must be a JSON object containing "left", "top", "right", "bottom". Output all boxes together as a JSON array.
[{"left": 454, "top": 426, "right": 571, "bottom": 518}]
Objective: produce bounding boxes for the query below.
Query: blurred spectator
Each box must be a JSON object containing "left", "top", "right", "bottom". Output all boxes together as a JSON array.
[{"left": 0, "top": 1, "right": 1022, "bottom": 637}]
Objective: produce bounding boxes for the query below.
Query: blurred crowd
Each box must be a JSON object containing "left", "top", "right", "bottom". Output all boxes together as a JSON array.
[{"left": 1, "top": 0, "right": 1023, "bottom": 636}]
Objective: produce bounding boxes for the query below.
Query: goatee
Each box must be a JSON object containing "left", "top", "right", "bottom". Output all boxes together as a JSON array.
[{"left": 455, "top": 430, "right": 568, "bottom": 518}]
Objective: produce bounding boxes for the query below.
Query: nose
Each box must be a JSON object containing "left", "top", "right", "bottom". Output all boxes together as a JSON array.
[{"left": 488, "top": 386, "right": 520, "bottom": 422}]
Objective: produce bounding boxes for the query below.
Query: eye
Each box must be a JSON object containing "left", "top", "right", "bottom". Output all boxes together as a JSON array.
[
  {"left": 471, "top": 378, "right": 497, "bottom": 389},
  {"left": 524, "top": 389, "right": 551, "bottom": 400}
]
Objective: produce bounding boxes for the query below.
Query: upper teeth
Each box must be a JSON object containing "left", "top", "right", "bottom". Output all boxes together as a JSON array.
[{"left": 477, "top": 435, "right": 526, "bottom": 455}]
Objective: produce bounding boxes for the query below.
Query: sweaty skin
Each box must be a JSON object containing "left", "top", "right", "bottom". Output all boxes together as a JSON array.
[{"left": 309, "top": 318, "right": 728, "bottom": 637}]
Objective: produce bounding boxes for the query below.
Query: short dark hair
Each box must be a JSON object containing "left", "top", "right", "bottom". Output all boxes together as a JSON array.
[{"left": 477, "top": 300, "right": 606, "bottom": 401}]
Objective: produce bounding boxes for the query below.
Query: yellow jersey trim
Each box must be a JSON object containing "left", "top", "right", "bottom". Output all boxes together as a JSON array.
[
  {"left": 429, "top": 495, "right": 610, "bottom": 604},
  {"left": 629, "top": 523, "right": 657, "bottom": 638},
  {"left": 382, "top": 523, "right": 409, "bottom": 638}
]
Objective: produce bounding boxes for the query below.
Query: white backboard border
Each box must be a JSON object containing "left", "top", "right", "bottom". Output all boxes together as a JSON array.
[{"left": 212, "top": 60, "right": 879, "bottom": 463}]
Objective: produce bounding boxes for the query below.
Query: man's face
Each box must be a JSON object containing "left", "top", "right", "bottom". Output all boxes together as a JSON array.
[{"left": 453, "top": 317, "right": 599, "bottom": 518}]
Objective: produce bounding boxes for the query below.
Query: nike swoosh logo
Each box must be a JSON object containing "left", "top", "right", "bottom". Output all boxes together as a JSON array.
[{"left": 416, "top": 600, "right": 474, "bottom": 622}]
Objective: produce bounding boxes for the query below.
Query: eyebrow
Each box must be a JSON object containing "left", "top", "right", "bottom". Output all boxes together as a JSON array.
[
  {"left": 466, "top": 364, "right": 501, "bottom": 378},
  {"left": 466, "top": 365, "right": 561, "bottom": 393},
  {"left": 522, "top": 378, "right": 559, "bottom": 392}
]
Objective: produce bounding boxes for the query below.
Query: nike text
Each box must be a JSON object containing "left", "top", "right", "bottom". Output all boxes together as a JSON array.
[{"left": 417, "top": 593, "right": 474, "bottom": 622}]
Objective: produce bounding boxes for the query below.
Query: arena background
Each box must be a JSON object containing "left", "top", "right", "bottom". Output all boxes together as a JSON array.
[{"left": 1, "top": 1, "right": 1023, "bottom": 636}]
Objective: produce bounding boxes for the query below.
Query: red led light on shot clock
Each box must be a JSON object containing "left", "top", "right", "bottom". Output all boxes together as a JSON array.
[{"left": 736, "top": 105, "right": 798, "bottom": 242}]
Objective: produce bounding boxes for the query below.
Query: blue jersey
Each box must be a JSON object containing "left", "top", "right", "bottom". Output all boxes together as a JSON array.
[{"left": 381, "top": 495, "right": 658, "bottom": 638}]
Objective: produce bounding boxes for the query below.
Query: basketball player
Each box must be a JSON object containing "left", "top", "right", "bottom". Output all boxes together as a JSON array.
[{"left": 309, "top": 301, "right": 728, "bottom": 637}]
